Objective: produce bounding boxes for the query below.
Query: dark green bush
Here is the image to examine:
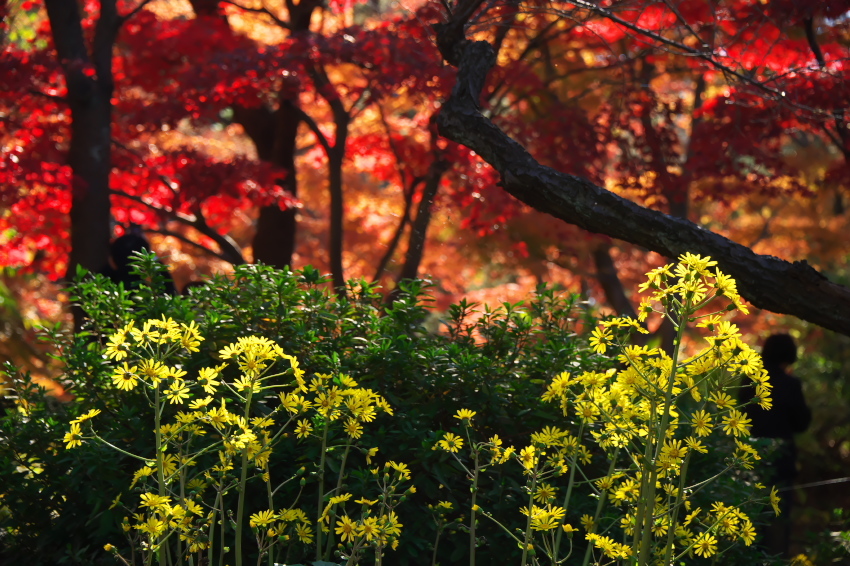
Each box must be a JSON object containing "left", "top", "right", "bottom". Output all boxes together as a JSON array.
[{"left": 1, "top": 255, "right": 602, "bottom": 565}]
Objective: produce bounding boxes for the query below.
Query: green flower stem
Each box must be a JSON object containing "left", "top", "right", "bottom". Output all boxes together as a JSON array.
[
  {"left": 631, "top": 397, "right": 658, "bottom": 560},
  {"left": 207, "top": 488, "right": 223, "bottom": 566},
  {"left": 581, "top": 450, "right": 618, "bottom": 566},
  {"left": 552, "top": 422, "right": 585, "bottom": 561},
  {"left": 662, "top": 453, "right": 692, "bottom": 566},
  {"left": 154, "top": 383, "right": 167, "bottom": 566},
  {"left": 520, "top": 463, "right": 540, "bottom": 566},
  {"left": 234, "top": 385, "right": 256, "bottom": 566},
  {"left": 323, "top": 442, "right": 352, "bottom": 560},
  {"left": 637, "top": 303, "right": 688, "bottom": 566},
  {"left": 266, "top": 465, "right": 275, "bottom": 566},
  {"left": 316, "top": 421, "right": 330, "bottom": 562},
  {"left": 89, "top": 433, "right": 148, "bottom": 461},
  {"left": 478, "top": 511, "right": 523, "bottom": 545},
  {"left": 469, "top": 451, "right": 480, "bottom": 566}
]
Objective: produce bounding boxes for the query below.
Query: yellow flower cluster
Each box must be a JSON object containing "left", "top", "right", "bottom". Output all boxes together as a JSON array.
[
  {"left": 70, "top": 319, "right": 405, "bottom": 565},
  {"left": 533, "top": 255, "right": 776, "bottom": 562},
  {"left": 334, "top": 511, "right": 403, "bottom": 547},
  {"left": 520, "top": 504, "right": 567, "bottom": 531},
  {"left": 248, "top": 508, "right": 314, "bottom": 543}
]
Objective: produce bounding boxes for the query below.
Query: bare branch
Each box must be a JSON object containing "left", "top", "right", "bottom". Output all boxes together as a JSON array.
[
  {"left": 118, "top": 0, "right": 157, "bottom": 25},
  {"left": 803, "top": 18, "right": 826, "bottom": 70},
  {"left": 109, "top": 189, "right": 245, "bottom": 266},
  {"left": 220, "top": 0, "right": 290, "bottom": 29},
  {"left": 146, "top": 226, "right": 235, "bottom": 264},
  {"left": 291, "top": 104, "right": 332, "bottom": 155},
  {"left": 436, "top": 38, "right": 850, "bottom": 336},
  {"left": 564, "top": 0, "right": 826, "bottom": 116}
]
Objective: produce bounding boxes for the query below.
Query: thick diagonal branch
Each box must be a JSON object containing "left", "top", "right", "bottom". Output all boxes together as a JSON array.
[{"left": 436, "top": 39, "right": 850, "bottom": 336}]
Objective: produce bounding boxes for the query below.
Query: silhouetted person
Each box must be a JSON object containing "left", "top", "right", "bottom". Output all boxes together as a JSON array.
[
  {"left": 102, "top": 231, "right": 176, "bottom": 295},
  {"left": 741, "top": 333, "right": 811, "bottom": 557}
]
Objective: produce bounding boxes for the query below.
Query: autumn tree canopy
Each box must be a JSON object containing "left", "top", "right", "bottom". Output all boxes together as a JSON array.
[
  {"left": 1, "top": 0, "right": 849, "bottom": 334},
  {"left": 433, "top": 0, "right": 850, "bottom": 334}
]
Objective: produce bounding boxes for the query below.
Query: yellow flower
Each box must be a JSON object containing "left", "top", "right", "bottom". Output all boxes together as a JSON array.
[
  {"left": 166, "top": 380, "right": 190, "bottom": 404},
  {"left": 358, "top": 516, "right": 379, "bottom": 541},
  {"left": 71, "top": 409, "right": 101, "bottom": 425},
  {"left": 691, "top": 410, "right": 713, "bottom": 437},
  {"left": 294, "top": 419, "right": 313, "bottom": 439},
  {"left": 335, "top": 515, "right": 358, "bottom": 542},
  {"left": 678, "top": 252, "right": 717, "bottom": 276},
  {"left": 721, "top": 409, "right": 752, "bottom": 437},
  {"left": 638, "top": 264, "right": 673, "bottom": 292},
  {"left": 343, "top": 417, "right": 363, "bottom": 439},
  {"left": 519, "top": 445, "right": 537, "bottom": 470},
  {"left": 138, "top": 359, "right": 167, "bottom": 385},
  {"left": 382, "top": 511, "right": 403, "bottom": 536},
  {"left": 739, "top": 519, "right": 756, "bottom": 545},
  {"left": 454, "top": 408, "right": 476, "bottom": 422},
  {"left": 365, "top": 447, "right": 379, "bottom": 465},
  {"left": 388, "top": 460, "right": 411, "bottom": 480},
  {"left": 139, "top": 492, "right": 171, "bottom": 510},
  {"left": 683, "top": 507, "right": 701, "bottom": 526},
  {"left": 589, "top": 326, "right": 612, "bottom": 354},
  {"left": 64, "top": 423, "right": 83, "bottom": 449},
  {"left": 250, "top": 509, "right": 277, "bottom": 528},
  {"left": 533, "top": 482, "right": 558, "bottom": 503},
  {"left": 708, "top": 391, "right": 735, "bottom": 409},
  {"left": 197, "top": 366, "right": 222, "bottom": 394},
  {"left": 189, "top": 396, "right": 214, "bottom": 410},
  {"left": 329, "top": 493, "right": 352, "bottom": 505},
  {"left": 769, "top": 486, "right": 781, "bottom": 516},
  {"left": 295, "top": 521, "right": 313, "bottom": 543},
  {"left": 693, "top": 532, "right": 717, "bottom": 557},
  {"left": 437, "top": 432, "right": 464, "bottom": 453},
  {"left": 130, "top": 320, "right": 161, "bottom": 345},
  {"left": 661, "top": 439, "right": 688, "bottom": 462},
  {"left": 684, "top": 436, "right": 707, "bottom": 453},
  {"left": 111, "top": 362, "right": 140, "bottom": 391},
  {"left": 234, "top": 375, "right": 260, "bottom": 393},
  {"left": 637, "top": 299, "right": 654, "bottom": 322},
  {"left": 104, "top": 332, "right": 131, "bottom": 361},
  {"left": 136, "top": 516, "right": 166, "bottom": 536},
  {"left": 696, "top": 314, "right": 722, "bottom": 330},
  {"left": 714, "top": 269, "right": 739, "bottom": 299},
  {"left": 179, "top": 321, "right": 204, "bottom": 351}
]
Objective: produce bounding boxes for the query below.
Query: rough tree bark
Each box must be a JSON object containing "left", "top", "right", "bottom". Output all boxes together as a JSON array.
[
  {"left": 434, "top": 18, "right": 850, "bottom": 337},
  {"left": 189, "top": 0, "right": 321, "bottom": 270},
  {"left": 45, "top": 0, "right": 118, "bottom": 280}
]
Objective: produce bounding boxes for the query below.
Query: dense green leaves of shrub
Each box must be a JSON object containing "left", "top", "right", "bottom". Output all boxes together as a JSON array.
[{"left": 1, "top": 255, "right": 603, "bottom": 565}]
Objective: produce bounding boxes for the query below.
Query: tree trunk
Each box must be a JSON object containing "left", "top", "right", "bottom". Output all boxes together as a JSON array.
[
  {"left": 397, "top": 160, "right": 446, "bottom": 282},
  {"left": 45, "top": 0, "right": 118, "bottom": 330},
  {"left": 238, "top": 101, "right": 301, "bottom": 268}
]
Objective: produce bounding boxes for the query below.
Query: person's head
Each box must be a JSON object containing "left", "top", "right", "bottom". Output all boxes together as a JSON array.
[
  {"left": 110, "top": 233, "right": 151, "bottom": 270},
  {"left": 761, "top": 333, "right": 798, "bottom": 369}
]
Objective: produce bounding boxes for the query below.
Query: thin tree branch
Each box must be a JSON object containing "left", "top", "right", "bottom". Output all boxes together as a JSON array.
[
  {"left": 291, "top": 105, "right": 332, "bottom": 155},
  {"left": 109, "top": 189, "right": 245, "bottom": 265},
  {"left": 220, "top": 0, "right": 290, "bottom": 29},
  {"left": 435, "top": 36, "right": 850, "bottom": 336},
  {"left": 118, "top": 0, "right": 157, "bottom": 25},
  {"left": 146, "top": 227, "right": 235, "bottom": 264},
  {"left": 803, "top": 18, "right": 826, "bottom": 69}
]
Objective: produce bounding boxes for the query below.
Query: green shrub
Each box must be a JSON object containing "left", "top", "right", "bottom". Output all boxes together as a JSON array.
[
  {"left": 1, "top": 253, "right": 778, "bottom": 565},
  {"left": 1, "top": 254, "right": 598, "bottom": 565}
]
